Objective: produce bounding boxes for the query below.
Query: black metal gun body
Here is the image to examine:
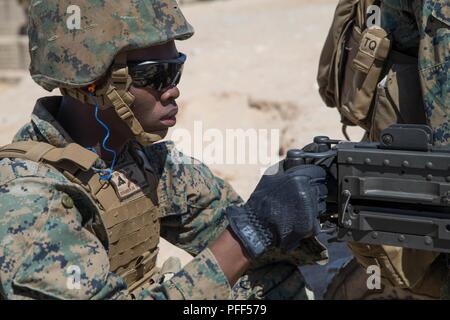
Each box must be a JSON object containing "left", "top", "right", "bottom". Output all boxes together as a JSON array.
[{"left": 285, "top": 125, "right": 450, "bottom": 253}]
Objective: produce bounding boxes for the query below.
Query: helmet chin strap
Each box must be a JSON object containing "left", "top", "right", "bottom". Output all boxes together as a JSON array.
[{"left": 60, "top": 52, "right": 167, "bottom": 146}]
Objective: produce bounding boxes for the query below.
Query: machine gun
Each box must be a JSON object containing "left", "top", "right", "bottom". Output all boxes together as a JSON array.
[{"left": 284, "top": 124, "right": 450, "bottom": 253}]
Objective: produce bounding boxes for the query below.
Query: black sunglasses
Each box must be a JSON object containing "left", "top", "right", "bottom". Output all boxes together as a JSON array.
[{"left": 127, "top": 53, "right": 187, "bottom": 91}]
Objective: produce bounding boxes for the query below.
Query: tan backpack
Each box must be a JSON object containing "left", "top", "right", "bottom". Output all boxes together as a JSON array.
[{"left": 317, "top": 0, "right": 426, "bottom": 141}]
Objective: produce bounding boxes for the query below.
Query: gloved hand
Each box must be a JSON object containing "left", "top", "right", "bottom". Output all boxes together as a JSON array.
[{"left": 226, "top": 164, "right": 327, "bottom": 259}]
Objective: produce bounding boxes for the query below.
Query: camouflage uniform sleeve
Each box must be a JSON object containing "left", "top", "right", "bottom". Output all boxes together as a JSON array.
[
  {"left": 0, "top": 159, "right": 128, "bottom": 300},
  {"left": 140, "top": 142, "right": 331, "bottom": 300},
  {"left": 382, "top": 0, "right": 449, "bottom": 145},
  {"left": 145, "top": 141, "right": 244, "bottom": 256},
  {"left": 139, "top": 248, "right": 232, "bottom": 300},
  {"left": 416, "top": 0, "right": 449, "bottom": 145},
  {"left": 135, "top": 141, "right": 242, "bottom": 300}
]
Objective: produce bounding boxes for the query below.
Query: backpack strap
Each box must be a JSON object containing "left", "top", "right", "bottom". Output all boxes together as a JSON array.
[{"left": 0, "top": 141, "right": 98, "bottom": 172}]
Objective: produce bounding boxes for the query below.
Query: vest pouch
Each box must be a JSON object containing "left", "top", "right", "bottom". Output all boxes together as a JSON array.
[
  {"left": 338, "top": 26, "right": 364, "bottom": 126},
  {"left": 317, "top": 0, "right": 381, "bottom": 129},
  {"left": 369, "top": 55, "right": 427, "bottom": 141},
  {"left": 339, "top": 27, "right": 391, "bottom": 130},
  {"left": 317, "top": 0, "right": 361, "bottom": 109}
]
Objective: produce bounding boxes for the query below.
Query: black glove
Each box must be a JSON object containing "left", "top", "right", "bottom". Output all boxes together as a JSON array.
[{"left": 226, "top": 164, "right": 327, "bottom": 259}]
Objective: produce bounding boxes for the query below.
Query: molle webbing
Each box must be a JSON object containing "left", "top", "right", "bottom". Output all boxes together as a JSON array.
[
  {"left": 339, "top": 27, "right": 391, "bottom": 127},
  {"left": 0, "top": 141, "right": 98, "bottom": 172},
  {"left": 0, "top": 141, "right": 161, "bottom": 288},
  {"left": 74, "top": 165, "right": 161, "bottom": 286}
]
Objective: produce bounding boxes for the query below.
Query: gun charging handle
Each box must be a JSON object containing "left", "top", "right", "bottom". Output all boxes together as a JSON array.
[
  {"left": 284, "top": 136, "right": 340, "bottom": 171},
  {"left": 313, "top": 136, "right": 341, "bottom": 147}
]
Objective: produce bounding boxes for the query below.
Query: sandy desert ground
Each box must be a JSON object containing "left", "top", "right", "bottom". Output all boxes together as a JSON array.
[{"left": 0, "top": 0, "right": 358, "bottom": 298}]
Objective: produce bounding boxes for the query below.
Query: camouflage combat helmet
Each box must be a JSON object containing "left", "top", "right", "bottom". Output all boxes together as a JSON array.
[{"left": 28, "top": 0, "right": 194, "bottom": 144}]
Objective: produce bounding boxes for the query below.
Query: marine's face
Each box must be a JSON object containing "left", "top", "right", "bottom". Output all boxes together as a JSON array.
[{"left": 127, "top": 41, "right": 181, "bottom": 132}]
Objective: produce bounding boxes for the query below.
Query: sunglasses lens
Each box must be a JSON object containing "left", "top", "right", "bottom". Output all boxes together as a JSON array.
[{"left": 128, "top": 54, "right": 185, "bottom": 90}]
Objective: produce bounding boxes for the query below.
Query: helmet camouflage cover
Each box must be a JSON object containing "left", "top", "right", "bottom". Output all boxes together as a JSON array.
[
  {"left": 29, "top": 0, "right": 194, "bottom": 91},
  {"left": 28, "top": 0, "right": 194, "bottom": 146}
]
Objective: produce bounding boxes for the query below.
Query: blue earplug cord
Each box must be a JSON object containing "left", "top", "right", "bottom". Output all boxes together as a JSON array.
[{"left": 88, "top": 93, "right": 117, "bottom": 181}]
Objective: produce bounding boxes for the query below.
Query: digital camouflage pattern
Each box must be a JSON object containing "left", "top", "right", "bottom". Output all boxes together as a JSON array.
[
  {"left": 381, "top": 0, "right": 449, "bottom": 146},
  {"left": 0, "top": 97, "right": 326, "bottom": 299},
  {"left": 28, "top": 0, "right": 194, "bottom": 91},
  {"left": 361, "top": 0, "right": 450, "bottom": 299}
]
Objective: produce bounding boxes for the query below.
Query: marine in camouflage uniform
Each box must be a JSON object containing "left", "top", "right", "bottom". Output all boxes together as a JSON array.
[
  {"left": 0, "top": 97, "right": 325, "bottom": 299},
  {"left": 327, "top": 0, "right": 449, "bottom": 299},
  {"left": 0, "top": 0, "right": 327, "bottom": 299},
  {"left": 362, "top": 0, "right": 448, "bottom": 297}
]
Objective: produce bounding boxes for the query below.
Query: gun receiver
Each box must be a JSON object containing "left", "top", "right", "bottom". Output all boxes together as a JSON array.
[{"left": 285, "top": 124, "right": 450, "bottom": 253}]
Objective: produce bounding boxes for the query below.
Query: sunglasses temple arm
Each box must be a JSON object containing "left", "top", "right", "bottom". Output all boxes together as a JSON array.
[{"left": 171, "top": 70, "right": 182, "bottom": 87}]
